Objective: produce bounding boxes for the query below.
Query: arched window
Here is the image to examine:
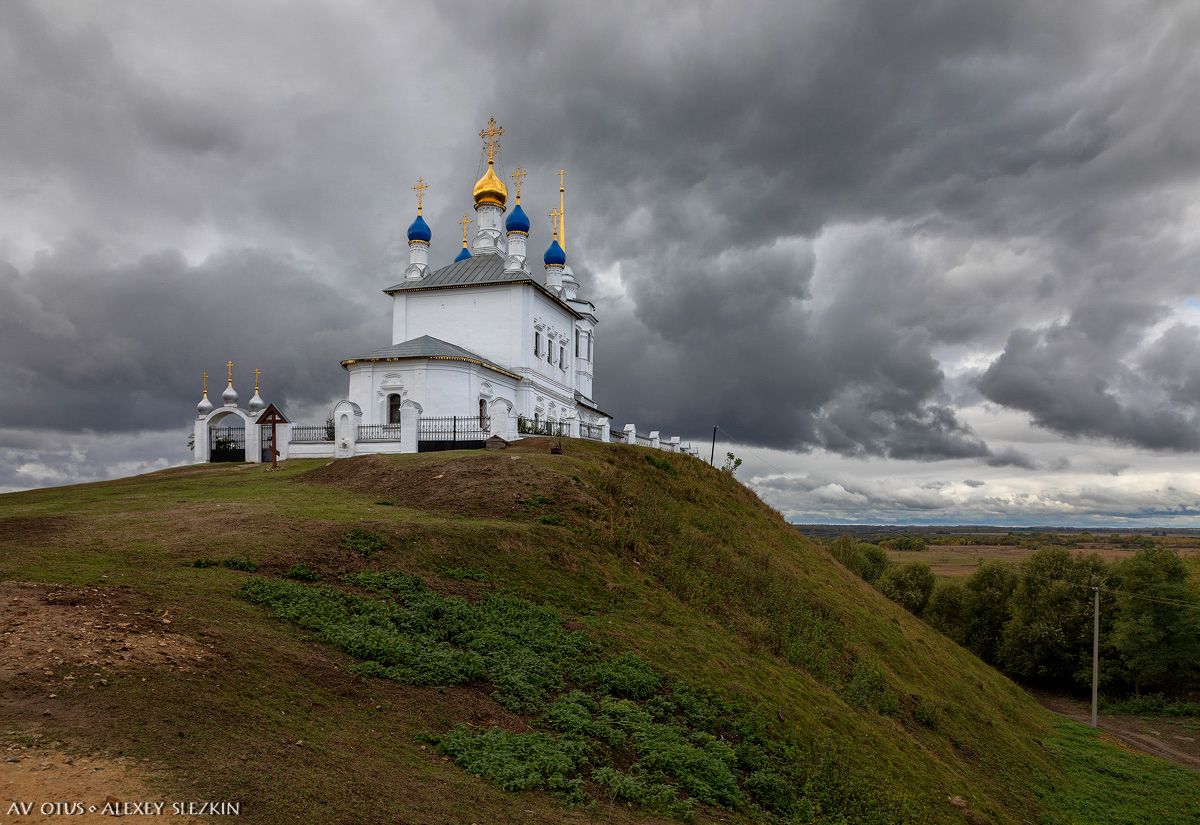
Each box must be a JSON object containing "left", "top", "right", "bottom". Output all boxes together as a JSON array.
[
  {"left": 388, "top": 394, "right": 402, "bottom": 424},
  {"left": 534, "top": 330, "right": 541, "bottom": 356},
  {"left": 478, "top": 398, "right": 488, "bottom": 430},
  {"left": 575, "top": 329, "right": 580, "bottom": 357},
  {"left": 559, "top": 344, "right": 566, "bottom": 369}
]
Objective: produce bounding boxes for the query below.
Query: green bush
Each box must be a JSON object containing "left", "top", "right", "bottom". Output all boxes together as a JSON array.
[
  {"left": 578, "top": 652, "right": 661, "bottom": 699},
  {"left": 644, "top": 453, "right": 676, "bottom": 474},
  {"left": 745, "top": 769, "right": 795, "bottom": 814},
  {"left": 827, "top": 536, "right": 890, "bottom": 584},
  {"left": 1102, "top": 694, "right": 1200, "bottom": 717},
  {"left": 999, "top": 549, "right": 1112, "bottom": 690},
  {"left": 342, "top": 527, "right": 388, "bottom": 556},
  {"left": 192, "top": 558, "right": 219, "bottom": 568},
  {"left": 238, "top": 571, "right": 905, "bottom": 821},
  {"left": 538, "top": 514, "right": 565, "bottom": 526},
  {"left": 842, "top": 657, "right": 900, "bottom": 716},
  {"left": 438, "top": 566, "right": 490, "bottom": 581},
  {"left": 284, "top": 564, "right": 319, "bottom": 581},
  {"left": 221, "top": 556, "right": 257, "bottom": 572},
  {"left": 592, "top": 767, "right": 691, "bottom": 817},
  {"left": 435, "top": 726, "right": 590, "bottom": 803},
  {"left": 877, "top": 562, "right": 935, "bottom": 615},
  {"left": 924, "top": 581, "right": 971, "bottom": 645}
]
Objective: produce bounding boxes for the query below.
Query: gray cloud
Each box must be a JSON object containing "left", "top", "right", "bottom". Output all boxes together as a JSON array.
[{"left": 978, "top": 301, "right": 1200, "bottom": 451}]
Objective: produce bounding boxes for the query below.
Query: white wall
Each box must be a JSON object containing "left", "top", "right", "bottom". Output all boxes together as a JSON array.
[
  {"left": 346, "top": 360, "right": 519, "bottom": 425},
  {"left": 392, "top": 283, "right": 523, "bottom": 367}
]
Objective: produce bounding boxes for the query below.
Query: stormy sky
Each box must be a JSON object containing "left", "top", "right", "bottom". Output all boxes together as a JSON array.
[{"left": 2, "top": 0, "right": 1199, "bottom": 525}]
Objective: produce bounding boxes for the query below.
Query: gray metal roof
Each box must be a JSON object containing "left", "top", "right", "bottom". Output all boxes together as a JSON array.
[
  {"left": 385, "top": 252, "right": 529, "bottom": 292},
  {"left": 574, "top": 390, "right": 611, "bottom": 418},
  {"left": 384, "top": 252, "right": 583, "bottom": 319},
  {"left": 348, "top": 335, "right": 488, "bottom": 361},
  {"left": 340, "top": 335, "right": 519, "bottom": 378}
]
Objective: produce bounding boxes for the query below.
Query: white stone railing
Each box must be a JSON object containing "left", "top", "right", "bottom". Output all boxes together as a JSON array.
[{"left": 203, "top": 410, "right": 704, "bottom": 464}]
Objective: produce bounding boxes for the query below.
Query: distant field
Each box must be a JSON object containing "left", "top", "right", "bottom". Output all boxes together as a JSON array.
[{"left": 888, "top": 541, "right": 1200, "bottom": 578}]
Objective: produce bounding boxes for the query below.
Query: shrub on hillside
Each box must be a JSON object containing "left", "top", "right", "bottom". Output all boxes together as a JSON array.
[
  {"left": 285, "top": 564, "right": 319, "bottom": 581},
  {"left": 342, "top": 527, "right": 388, "bottom": 557},
  {"left": 221, "top": 556, "right": 257, "bottom": 572},
  {"left": 961, "top": 562, "right": 1018, "bottom": 663},
  {"left": 877, "top": 563, "right": 935, "bottom": 616},
  {"left": 924, "top": 581, "right": 971, "bottom": 647},
  {"left": 827, "top": 535, "right": 890, "bottom": 584}
]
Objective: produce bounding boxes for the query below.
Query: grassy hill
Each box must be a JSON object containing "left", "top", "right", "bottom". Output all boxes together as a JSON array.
[{"left": 2, "top": 438, "right": 1198, "bottom": 823}]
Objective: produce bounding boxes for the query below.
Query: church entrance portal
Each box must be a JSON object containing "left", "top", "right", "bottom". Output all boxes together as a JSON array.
[
  {"left": 260, "top": 424, "right": 275, "bottom": 463},
  {"left": 209, "top": 426, "right": 245, "bottom": 462}
]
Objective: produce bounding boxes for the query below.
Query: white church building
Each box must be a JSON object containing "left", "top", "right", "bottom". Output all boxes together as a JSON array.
[{"left": 192, "top": 119, "right": 699, "bottom": 463}]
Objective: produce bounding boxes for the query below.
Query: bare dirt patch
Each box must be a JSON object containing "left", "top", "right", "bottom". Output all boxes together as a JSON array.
[
  {"left": 0, "top": 583, "right": 212, "bottom": 683},
  {"left": 1, "top": 731, "right": 202, "bottom": 824},
  {"left": 1036, "top": 692, "right": 1200, "bottom": 770},
  {"left": 0, "top": 516, "right": 76, "bottom": 547},
  {"left": 300, "top": 445, "right": 600, "bottom": 521}
]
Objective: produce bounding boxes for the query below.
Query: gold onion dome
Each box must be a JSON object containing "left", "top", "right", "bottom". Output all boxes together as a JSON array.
[{"left": 473, "top": 163, "right": 508, "bottom": 208}]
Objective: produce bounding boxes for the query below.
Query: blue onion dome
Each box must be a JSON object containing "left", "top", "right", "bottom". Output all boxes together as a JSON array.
[
  {"left": 505, "top": 203, "right": 530, "bottom": 234},
  {"left": 454, "top": 245, "right": 472, "bottom": 262},
  {"left": 543, "top": 239, "right": 566, "bottom": 266},
  {"left": 407, "top": 214, "right": 431, "bottom": 243}
]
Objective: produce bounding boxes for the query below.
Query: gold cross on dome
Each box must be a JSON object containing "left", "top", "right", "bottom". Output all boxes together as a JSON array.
[
  {"left": 479, "top": 117, "right": 504, "bottom": 164},
  {"left": 254, "top": 368, "right": 261, "bottom": 393},
  {"left": 458, "top": 214, "right": 473, "bottom": 245},
  {"left": 511, "top": 166, "right": 526, "bottom": 200},
  {"left": 201, "top": 371, "right": 208, "bottom": 394},
  {"left": 226, "top": 360, "right": 234, "bottom": 383},
  {"left": 411, "top": 177, "right": 429, "bottom": 214},
  {"left": 548, "top": 207, "right": 560, "bottom": 240}
]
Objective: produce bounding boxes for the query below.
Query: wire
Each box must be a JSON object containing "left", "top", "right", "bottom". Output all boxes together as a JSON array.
[{"left": 996, "top": 570, "right": 1200, "bottom": 612}]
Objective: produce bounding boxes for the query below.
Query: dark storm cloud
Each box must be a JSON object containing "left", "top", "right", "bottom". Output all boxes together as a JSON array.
[
  {"left": 2, "top": 0, "right": 1200, "bottom": 494},
  {"left": 0, "top": 240, "right": 383, "bottom": 432},
  {"left": 978, "top": 300, "right": 1200, "bottom": 450}
]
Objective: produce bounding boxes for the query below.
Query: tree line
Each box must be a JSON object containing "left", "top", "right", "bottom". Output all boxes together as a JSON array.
[{"left": 827, "top": 536, "right": 1200, "bottom": 699}]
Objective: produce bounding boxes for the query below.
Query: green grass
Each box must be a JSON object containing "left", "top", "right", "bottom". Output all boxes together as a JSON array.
[
  {"left": 233, "top": 571, "right": 911, "bottom": 820},
  {"left": 1037, "top": 719, "right": 1200, "bottom": 823},
  {"left": 1, "top": 443, "right": 1198, "bottom": 823}
]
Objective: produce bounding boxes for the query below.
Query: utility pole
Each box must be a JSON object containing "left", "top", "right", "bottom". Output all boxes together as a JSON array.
[
  {"left": 1091, "top": 586, "right": 1100, "bottom": 728},
  {"left": 710, "top": 426, "right": 717, "bottom": 467}
]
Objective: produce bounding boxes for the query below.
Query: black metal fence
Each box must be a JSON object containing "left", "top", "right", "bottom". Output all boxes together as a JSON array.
[
  {"left": 609, "top": 428, "right": 627, "bottom": 443},
  {"left": 290, "top": 424, "right": 333, "bottom": 443},
  {"left": 209, "top": 426, "right": 245, "bottom": 462},
  {"left": 418, "top": 415, "right": 490, "bottom": 452},
  {"left": 357, "top": 424, "right": 403, "bottom": 442},
  {"left": 518, "top": 416, "right": 567, "bottom": 437},
  {"left": 260, "top": 425, "right": 275, "bottom": 462},
  {"left": 635, "top": 433, "right": 652, "bottom": 447}
]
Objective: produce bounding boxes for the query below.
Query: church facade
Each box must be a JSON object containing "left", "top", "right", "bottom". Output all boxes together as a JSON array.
[
  {"left": 342, "top": 120, "right": 603, "bottom": 438},
  {"left": 192, "top": 119, "right": 635, "bottom": 463}
]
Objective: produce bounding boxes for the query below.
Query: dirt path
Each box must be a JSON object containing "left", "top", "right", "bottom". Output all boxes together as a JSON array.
[
  {"left": 1035, "top": 692, "right": 1200, "bottom": 770},
  {"left": 2, "top": 733, "right": 204, "bottom": 824},
  {"left": 1, "top": 582, "right": 213, "bottom": 823}
]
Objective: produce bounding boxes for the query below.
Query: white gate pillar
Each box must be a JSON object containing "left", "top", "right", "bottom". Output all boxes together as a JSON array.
[{"left": 400, "top": 406, "right": 419, "bottom": 453}]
